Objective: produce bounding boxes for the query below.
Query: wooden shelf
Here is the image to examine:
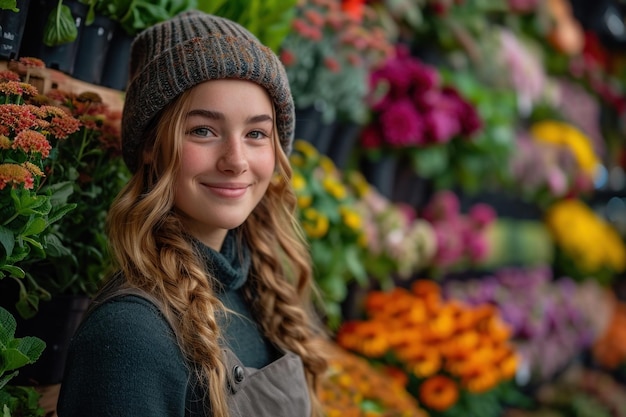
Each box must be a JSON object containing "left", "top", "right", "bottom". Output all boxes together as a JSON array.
[{"left": 0, "top": 60, "right": 124, "bottom": 113}]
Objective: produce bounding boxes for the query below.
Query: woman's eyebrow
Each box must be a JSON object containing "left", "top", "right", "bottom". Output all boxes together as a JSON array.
[
  {"left": 186, "top": 109, "right": 224, "bottom": 120},
  {"left": 186, "top": 110, "right": 272, "bottom": 125},
  {"left": 246, "top": 114, "right": 273, "bottom": 124}
]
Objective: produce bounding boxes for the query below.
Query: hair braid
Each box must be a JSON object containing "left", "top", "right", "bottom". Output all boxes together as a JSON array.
[{"left": 242, "top": 157, "right": 328, "bottom": 417}]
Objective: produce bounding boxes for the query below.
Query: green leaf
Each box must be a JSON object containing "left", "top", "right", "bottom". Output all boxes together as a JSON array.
[
  {"left": 0, "top": 307, "right": 16, "bottom": 346},
  {"left": 1, "top": 349, "right": 31, "bottom": 373},
  {"left": 43, "top": 3, "right": 79, "bottom": 47},
  {"left": 21, "top": 217, "right": 48, "bottom": 237},
  {"left": 0, "top": 371, "right": 17, "bottom": 391},
  {"left": 0, "top": 0, "right": 17, "bottom": 12},
  {"left": 0, "top": 265, "right": 24, "bottom": 279},
  {"left": 0, "top": 225, "right": 14, "bottom": 257},
  {"left": 411, "top": 145, "right": 449, "bottom": 178}
]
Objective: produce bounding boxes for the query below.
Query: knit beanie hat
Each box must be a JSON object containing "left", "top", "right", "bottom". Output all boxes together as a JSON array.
[{"left": 121, "top": 10, "right": 295, "bottom": 172}]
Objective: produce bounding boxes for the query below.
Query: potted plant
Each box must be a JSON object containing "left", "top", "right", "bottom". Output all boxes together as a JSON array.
[
  {"left": 0, "top": 0, "right": 30, "bottom": 60},
  {"left": 279, "top": 0, "right": 394, "bottom": 155},
  {"left": 0, "top": 306, "right": 46, "bottom": 416},
  {"left": 0, "top": 58, "right": 82, "bottom": 388}
]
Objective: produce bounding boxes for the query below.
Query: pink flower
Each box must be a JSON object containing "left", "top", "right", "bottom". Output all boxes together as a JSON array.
[
  {"left": 465, "top": 234, "right": 489, "bottom": 262},
  {"left": 379, "top": 98, "right": 423, "bottom": 146},
  {"left": 12, "top": 129, "right": 51, "bottom": 158},
  {"left": 422, "top": 190, "right": 460, "bottom": 221},
  {"left": 468, "top": 203, "right": 497, "bottom": 228},
  {"left": 423, "top": 109, "right": 461, "bottom": 143},
  {"left": 546, "top": 167, "right": 568, "bottom": 196},
  {"left": 0, "top": 104, "right": 38, "bottom": 135}
]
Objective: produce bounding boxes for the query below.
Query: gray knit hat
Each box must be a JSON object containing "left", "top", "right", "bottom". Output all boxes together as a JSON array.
[{"left": 121, "top": 10, "right": 295, "bottom": 172}]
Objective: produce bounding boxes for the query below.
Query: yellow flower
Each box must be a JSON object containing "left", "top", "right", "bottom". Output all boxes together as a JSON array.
[
  {"left": 291, "top": 172, "right": 306, "bottom": 191},
  {"left": 322, "top": 176, "right": 347, "bottom": 200},
  {"left": 293, "top": 139, "right": 318, "bottom": 159},
  {"left": 531, "top": 120, "right": 600, "bottom": 177},
  {"left": 339, "top": 206, "right": 362, "bottom": 231},
  {"left": 546, "top": 199, "right": 626, "bottom": 273},
  {"left": 302, "top": 207, "right": 329, "bottom": 239},
  {"left": 297, "top": 194, "right": 312, "bottom": 209},
  {"left": 289, "top": 153, "right": 305, "bottom": 168},
  {"left": 347, "top": 170, "right": 371, "bottom": 197},
  {"left": 319, "top": 155, "right": 336, "bottom": 175}
]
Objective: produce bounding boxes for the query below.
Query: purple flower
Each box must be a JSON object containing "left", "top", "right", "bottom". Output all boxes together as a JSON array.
[{"left": 379, "top": 98, "right": 424, "bottom": 146}]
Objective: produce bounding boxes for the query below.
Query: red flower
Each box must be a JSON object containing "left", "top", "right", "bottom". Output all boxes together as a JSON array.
[{"left": 280, "top": 49, "right": 297, "bottom": 67}]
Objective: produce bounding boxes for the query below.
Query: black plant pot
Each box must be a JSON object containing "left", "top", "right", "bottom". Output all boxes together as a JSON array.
[
  {"left": 19, "top": 0, "right": 88, "bottom": 75},
  {"left": 0, "top": 289, "right": 90, "bottom": 386},
  {"left": 99, "top": 23, "right": 134, "bottom": 90},
  {"left": 360, "top": 154, "right": 398, "bottom": 199},
  {"left": 73, "top": 14, "right": 115, "bottom": 85},
  {"left": 294, "top": 105, "right": 323, "bottom": 144},
  {"left": 327, "top": 121, "right": 361, "bottom": 170},
  {"left": 0, "top": 0, "right": 30, "bottom": 60}
]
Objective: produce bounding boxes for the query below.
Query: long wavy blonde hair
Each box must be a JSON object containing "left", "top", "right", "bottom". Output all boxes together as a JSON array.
[{"left": 106, "top": 88, "right": 328, "bottom": 417}]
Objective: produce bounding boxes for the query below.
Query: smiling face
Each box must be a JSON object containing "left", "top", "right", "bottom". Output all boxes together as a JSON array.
[{"left": 173, "top": 79, "right": 276, "bottom": 250}]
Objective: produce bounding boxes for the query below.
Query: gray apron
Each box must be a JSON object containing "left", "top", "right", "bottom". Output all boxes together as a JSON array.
[{"left": 224, "top": 348, "right": 311, "bottom": 417}]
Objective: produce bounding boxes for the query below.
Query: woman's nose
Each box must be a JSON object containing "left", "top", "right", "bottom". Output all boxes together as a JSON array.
[{"left": 216, "top": 137, "right": 248, "bottom": 175}]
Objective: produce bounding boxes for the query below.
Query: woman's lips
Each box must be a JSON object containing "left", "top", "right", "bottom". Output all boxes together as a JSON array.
[{"left": 204, "top": 183, "right": 249, "bottom": 198}]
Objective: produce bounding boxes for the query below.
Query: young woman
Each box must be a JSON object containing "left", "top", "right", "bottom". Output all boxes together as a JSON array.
[{"left": 57, "top": 10, "right": 327, "bottom": 417}]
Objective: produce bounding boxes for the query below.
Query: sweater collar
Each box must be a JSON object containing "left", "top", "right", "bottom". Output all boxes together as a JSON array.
[{"left": 194, "top": 230, "right": 250, "bottom": 291}]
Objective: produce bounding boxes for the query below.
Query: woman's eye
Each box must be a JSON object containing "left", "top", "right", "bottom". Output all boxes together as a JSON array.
[
  {"left": 248, "top": 130, "right": 269, "bottom": 139},
  {"left": 188, "top": 126, "right": 213, "bottom": 137}
]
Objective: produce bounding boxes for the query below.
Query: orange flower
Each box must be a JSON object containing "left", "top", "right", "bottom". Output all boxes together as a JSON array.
[
  {"left": 418, "top": 375, "right": 459, "bottom": 411},
  {"left": 497, "top": 349, "right": 519, "bottom": 380},
  {"left": 398, "top": 345, "right": 442, "bottom": 378},
  {"left": 459, "top": 362, "right": 500, "bottom": 393}
]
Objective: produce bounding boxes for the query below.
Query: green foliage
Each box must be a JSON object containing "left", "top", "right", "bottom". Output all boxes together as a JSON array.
[
  {"left": 205, "top": 0, "right": 297, "bottom": 53},
  {"left": 0, "top": 307, "right": 45, "bottom": 417},
  {"left": 436, "top": 69, "right": 518, "bottom": 193}
]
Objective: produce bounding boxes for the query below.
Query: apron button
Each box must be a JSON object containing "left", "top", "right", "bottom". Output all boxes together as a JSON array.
[{"left": 233, "top": 365, "right": 245, "bottom": 383}]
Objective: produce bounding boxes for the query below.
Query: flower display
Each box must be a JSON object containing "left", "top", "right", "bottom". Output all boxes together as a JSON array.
[
  {"left": 347, "top": 171, "right": 437, "bottom": 281},
  {"left": 444, "top": 266, "right": 610, "bottom": 383},
  {"left": 545, "top": 198, "right": 626, "bottom": 284},
  {"left": 0, "top": 60, "right": 80, "bottom": 317},
  {"left": 362, "top": 45, "right": 481, "bottom": 152},
  {"left": 420, "top": 190, "right": 496, "bottom": 274},
  {"left": 280, "top": 0, "right": 394, "bottom": 124},
  {"left": 318, "top": 341, "right": 429, "bottom": 417},
  {"left": 22, "top": 87, "right": 130, "bottom": 300},
  {"left": 337, "top": 280, "right": 522, "bottom": 417},
  {"left": 290, "top": 140, "right": 369, "bottom": 328}
]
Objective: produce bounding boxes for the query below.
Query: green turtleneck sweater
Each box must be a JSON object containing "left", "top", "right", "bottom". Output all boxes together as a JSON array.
[{"left": 57, "top": 233, "right": 279, "bottom": 417}]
